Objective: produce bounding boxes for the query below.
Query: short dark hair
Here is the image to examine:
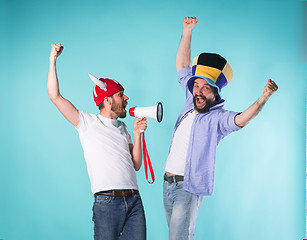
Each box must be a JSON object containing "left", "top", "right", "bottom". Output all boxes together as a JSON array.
[
  {"left": 98, "top": 100, "right": 105, "bottom": 110},
  {"left": 212, "top": 86, "right": 219, "bottom": 102}
]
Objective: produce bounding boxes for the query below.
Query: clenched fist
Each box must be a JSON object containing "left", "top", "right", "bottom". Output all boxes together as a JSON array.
[
  {"left": 183, "top": 17, "right": 198, "bottom": 32},
  {"left": 134, "top": 117, "right": 147, "bottom": 134},
  {"left": 262, "top": 79, "right": 278, "bottom": 99},
  {"left": 50, "top": 43, "right": 64, "bottom": 61}
]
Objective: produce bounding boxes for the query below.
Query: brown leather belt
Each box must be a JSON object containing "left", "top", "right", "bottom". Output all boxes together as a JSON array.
[
  {"left": 164, "top": 174, "right": 184, "bottom": 183},
  {"left": 95, "top": 189, "right": 139, "bottom": 197}
]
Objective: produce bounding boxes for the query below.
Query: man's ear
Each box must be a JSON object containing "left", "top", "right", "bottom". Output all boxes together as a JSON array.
[
  {"left": 212, "top": 87, "right": 219, "bottom": 101},
  {"left": 104, "top": 97, "right": 112, "bottom": 107}
]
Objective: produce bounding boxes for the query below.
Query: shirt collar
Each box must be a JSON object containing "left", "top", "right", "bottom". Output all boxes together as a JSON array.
[{"left": 97, "top": 114, "right": 119, "bottom": 127}]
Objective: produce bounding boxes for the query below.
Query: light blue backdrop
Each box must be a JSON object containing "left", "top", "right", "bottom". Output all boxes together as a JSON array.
[{"left": 0, "top": 0, "right": 305, "bottom": 239}]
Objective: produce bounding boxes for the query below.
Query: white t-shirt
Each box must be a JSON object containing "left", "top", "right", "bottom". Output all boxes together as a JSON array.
[
  {"left": 75, "top": 111, "right": 138, "bottom": 194},
  {"left": 164, "top": 111, "right": 197, "bottom": 175}
]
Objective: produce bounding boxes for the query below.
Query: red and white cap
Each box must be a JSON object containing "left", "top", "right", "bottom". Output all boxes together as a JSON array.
[{"left": 88, "top": 73, "right": 124, "bottom": 106}]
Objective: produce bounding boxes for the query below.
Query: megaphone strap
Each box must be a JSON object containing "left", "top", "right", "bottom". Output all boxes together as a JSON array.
[{"left": 142, "top": 133, "right": 155, "bottom": 184}]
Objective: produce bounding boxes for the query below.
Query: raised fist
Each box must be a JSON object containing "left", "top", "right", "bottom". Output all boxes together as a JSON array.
[
  {"left": 183, "top": 17, "right": 198, "bottom": 31},
  {"left": 262, "top": 79, "right": 278, "bottom": 98},
  {"left": 50, "top": 43, "right": 64, "bottom": 60}
]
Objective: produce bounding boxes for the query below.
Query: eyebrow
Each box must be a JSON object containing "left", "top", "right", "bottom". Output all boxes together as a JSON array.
[{"left": 194, "top": 82, "right": 210, "bottom": 86}]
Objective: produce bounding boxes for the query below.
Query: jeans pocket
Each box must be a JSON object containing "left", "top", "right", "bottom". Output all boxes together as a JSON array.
[
  {"left": 94, "top": 195, "right": 113, "bottom": 206},
  {"left": 175, "top": 181, "right": 184, "bottom": 189}
]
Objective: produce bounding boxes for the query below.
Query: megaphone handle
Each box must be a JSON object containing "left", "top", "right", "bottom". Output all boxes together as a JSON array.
[
  {"left": 138, "top": 117, "right": 144, "bottom": 133},
  {"left": 142, "top": 133, "right": 155, "bottom": 184}
]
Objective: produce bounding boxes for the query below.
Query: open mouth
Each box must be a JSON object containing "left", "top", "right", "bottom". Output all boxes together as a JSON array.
[
  {"left": 123, "top": 103, "right": 127, "bottom": 112},
  {"left": 195, "top": 95, "right": 206, "bottom": 107}
]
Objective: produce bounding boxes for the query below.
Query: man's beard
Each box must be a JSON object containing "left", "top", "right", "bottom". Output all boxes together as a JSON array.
[
  {"left": 111, "top": 101, "right": 127, "bottom": 118},
  {"left": 193, "top": 95, "right": 215, "bottom": 113}
]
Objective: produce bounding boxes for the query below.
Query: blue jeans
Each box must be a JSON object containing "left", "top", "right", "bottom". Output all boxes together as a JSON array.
[
  {"left": 163, "top": 180, "right": 204, "bottom": 240},
  {"left": 92, "top": 192, "right": 146, "bottom": 240}
]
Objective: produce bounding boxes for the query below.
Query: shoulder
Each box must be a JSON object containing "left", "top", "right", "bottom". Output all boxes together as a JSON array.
[
  {"left": 177, "top": 67, "right": 192, "bottom": 78},
  {"left": 118, "top": 120, "right": 129, "bottom": 132},
  {"left": 79, "top": 110, "right": 99, "bottom": 122},
  {"left": 196, "top": 108, "right": 229, "bottom": 125},
  {"left": 178, "top": 67, "right": 192, "bottom": 85},
  {"left": 76, "top": 110, "right": 98, "bottom": 131},
  {"left": 210, "top": 108, "right": 238, "bottom": 121}
]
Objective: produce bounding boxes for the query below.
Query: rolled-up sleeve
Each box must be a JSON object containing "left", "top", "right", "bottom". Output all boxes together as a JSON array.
[{"left": 218, "top": 110, "right": 242, "bottom": 137}]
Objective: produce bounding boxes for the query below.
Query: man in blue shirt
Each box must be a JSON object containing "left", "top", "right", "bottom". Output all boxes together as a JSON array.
[{"left": 163, "top": 17, "right": 278, "bottom": 240}]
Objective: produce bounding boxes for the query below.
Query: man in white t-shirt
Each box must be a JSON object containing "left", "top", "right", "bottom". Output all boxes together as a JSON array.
[{"left": 47, "top": 43, "right": 147, "bottom": 240}]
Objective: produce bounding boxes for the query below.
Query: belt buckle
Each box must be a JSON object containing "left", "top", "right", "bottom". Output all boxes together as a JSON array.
[
  {"left": 120, "top": 190, "right": 131, "bottom": 196},
  {"left": 164, "top": 174, "right": 174, "bottom": 183},
  {"left": 164, "top": 174, "right": 184, "bottom": 183},
  {"left": 115, "top": 189, "right": 138, "bottom": 197}
]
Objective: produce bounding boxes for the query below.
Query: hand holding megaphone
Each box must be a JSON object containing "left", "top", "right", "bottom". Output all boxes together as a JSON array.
[
  {"left": 134, "top": 117, "right": 147, "bottom": 134},
  {"left": 129, "top": 102, "right": 163, "bottom": 184}
]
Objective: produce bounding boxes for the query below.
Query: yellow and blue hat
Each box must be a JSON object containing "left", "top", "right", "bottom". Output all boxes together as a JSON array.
[{"left": 187, "top": 52, "right": 233, "bottom": 100}]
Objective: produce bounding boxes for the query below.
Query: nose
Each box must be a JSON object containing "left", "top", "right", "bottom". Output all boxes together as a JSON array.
[
  {"left": 124, "top": 94, "right": 129, "bottom": 101},
  {"left": 194, "top": 88, "right": 201, "bottom": 96}
]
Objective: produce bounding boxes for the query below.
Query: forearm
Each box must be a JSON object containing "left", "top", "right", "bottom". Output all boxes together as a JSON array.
[
  {"left": 47, "top": 52, "right": 79, "bottom": 126},
  {"left": 131, "top": 134, "right": 142, "bottom": 171},
  {"left": 48, "top": 57, "right": 61, "bottom": 101},
  {"left": 176, "top": 29, "right": 192, "bottom": 71},
  {"left": 235, "top": 95, "right": 269, "bottom": 127},
  {"left": 235, "top": 79, "right": 278, "bottom": 127}
]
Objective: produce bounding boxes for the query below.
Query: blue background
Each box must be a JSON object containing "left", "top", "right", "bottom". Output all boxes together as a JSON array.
[{"left": 0, "top": 0, "right": 306, "bottom": 239}]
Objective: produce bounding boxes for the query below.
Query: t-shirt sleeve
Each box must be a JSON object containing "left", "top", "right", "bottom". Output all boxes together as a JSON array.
[
  {"left": 75, "top": 110, "right": 94, "bottom": 132},
  {"left": 218, "top": 110, "right": 242, "bottom": 137},
  {"left": 178, "top": 67, "right": 193, "bottom": 99},
  {"left": 122, "top": 123, "right": 133, "bottom": 145}
]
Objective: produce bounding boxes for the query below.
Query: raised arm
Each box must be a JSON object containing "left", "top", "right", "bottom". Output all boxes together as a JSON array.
[
  {"left": 176, "top": 17, "right": 198, "bottom": 71},
  {"left": 235, "top": 79, "right": 278, "bottom": 127},
  {"left": 129, "top": 118, "right": 147, "bottom": 171},
  {"left": 48, "top": 43, "right": 79, "bottom": 126}
]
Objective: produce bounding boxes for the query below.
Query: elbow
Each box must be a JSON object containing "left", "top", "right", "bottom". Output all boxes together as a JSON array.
[
  {"left": 176, "top": 62, "right": 190, "bottom": 71},
  {"left": 234, "top": 114, "right": 248, "bottom": 127},
  {"left": 235, "top": 119, "right": 250, "bottom": 127},
  {"left": 176, "top": 56, "right": 190, "bottom": 71},
  {"left": 236, "top": 122, "right": 247, "bottom": 128},
  {"left": 134, "top": 163, "right": 141, "bottom": 171},
  {"left": 48, "top": 92, "right": 61, "bottom": 103},
  {"left": 48, "top": 94, "right": 56, "bottom": 102}
]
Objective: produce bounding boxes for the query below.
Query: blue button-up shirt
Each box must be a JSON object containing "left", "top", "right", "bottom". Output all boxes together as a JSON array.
[{"left": 172, "top": 67, "right": 242, "bottom": 196}]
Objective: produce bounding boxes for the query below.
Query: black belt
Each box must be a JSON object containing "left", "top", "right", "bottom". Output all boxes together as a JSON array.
[
  {"left": 164, "top": 174, "right": 184, "bottom": 183},
  {"left": 95, "top": 189, "right": 139, "bottom": 197}
]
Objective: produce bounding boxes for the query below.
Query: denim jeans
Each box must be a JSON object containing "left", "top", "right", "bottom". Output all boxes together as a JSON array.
[
  {"left": 163, "top": 180, "right": 204, "bottom": 240},
  {"left": 92, "top": 192, "right": 146, "bottom": 240}
]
